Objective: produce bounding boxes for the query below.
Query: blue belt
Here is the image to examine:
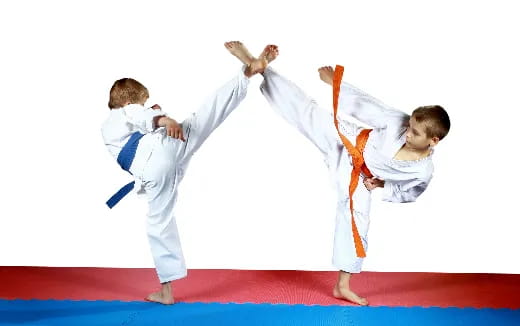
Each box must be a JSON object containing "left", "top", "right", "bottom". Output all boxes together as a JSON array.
[{"left": 106, "top": 132, "right": 145, "bottom": 208}]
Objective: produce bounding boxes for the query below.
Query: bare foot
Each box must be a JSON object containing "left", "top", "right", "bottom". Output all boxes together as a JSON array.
[
  {"left": 259, "top": 44, "right": 279, "bottom": 63},
  {"left": 244, "top": 57, "right": 268, "bottom": 77},
  {"left": 333, "top": 284, "right": 368, "bottom": 306},
  {"left": 145, "top": 282, "right": 174, "bottom": 305},
  {"left": 224, "top": 41, "right": 255, "bottom": 65},
  {"left": 318, "top": 66, "right": 334, "bottom": 86}
]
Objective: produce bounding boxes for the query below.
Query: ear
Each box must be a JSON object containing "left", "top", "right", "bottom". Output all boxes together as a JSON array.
[{"left": 430, "top": 136, "right": 440, "bottom": 147}]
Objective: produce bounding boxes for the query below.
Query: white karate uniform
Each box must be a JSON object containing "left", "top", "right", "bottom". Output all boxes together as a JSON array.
[
  {"left": 260, "top": 67, "right": 433, "bottom": 273},
  {"left": 102, "top": 67, "right": 249, "bottom": 282}
]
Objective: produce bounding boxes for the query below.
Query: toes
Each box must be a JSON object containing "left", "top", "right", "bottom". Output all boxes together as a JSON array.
[
  {"left": 225, "top": 41, "right": 241, "bottom": 49},
  {"left": 145, "top": 295, "right": 158, "bottom": 303}
]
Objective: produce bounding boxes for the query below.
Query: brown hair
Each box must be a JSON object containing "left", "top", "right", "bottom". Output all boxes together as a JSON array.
[
  {"left": 412, "top": 105, "right": 450, "bottom": 140},
  {"left": 108, "top": 78, "right": 149, "bottom": 109}
]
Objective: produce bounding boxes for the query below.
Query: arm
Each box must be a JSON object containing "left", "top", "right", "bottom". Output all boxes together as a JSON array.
[
  {"left": 363, "top": 177, "right": 385, "bottom": 191},
  {"left": 123, "top": 104, "right": 167, "bottom": 133},
  {"left": 381, "top": 178, "right": 431, "bottom": 203},
  {"left": 124, "top": 104, "right": 184, "bottom": 140},
  {"left": 337, "top": 81, "right": 408, "bottom": 129},
  {"left": 155, "top": 115, "right": 185, "bottom": 141}
]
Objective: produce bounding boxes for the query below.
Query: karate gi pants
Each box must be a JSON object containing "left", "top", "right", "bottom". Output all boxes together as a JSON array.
[{"left": 260, "top": 67, "right": 371, "bottom": 273}]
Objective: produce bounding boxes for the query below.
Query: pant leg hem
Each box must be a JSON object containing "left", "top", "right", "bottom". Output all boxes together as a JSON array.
[{"left": 159, "top": 271, "right": 188, "bottom": 283}]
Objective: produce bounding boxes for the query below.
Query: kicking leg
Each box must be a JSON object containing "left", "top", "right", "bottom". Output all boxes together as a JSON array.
[
  {"left": 179, "top": 41, "right": 268, "bottom": 162},
  {"left": 259, "top": 65, "right": 339, "bottom": 158},
  {"left": 224, "top": 41, "right": 268, "bottom": 77}
]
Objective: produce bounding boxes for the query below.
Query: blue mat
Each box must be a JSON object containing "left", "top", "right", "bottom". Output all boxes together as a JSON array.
[{"left": 1, "top": 299, "right": 518, "bottom": 326}]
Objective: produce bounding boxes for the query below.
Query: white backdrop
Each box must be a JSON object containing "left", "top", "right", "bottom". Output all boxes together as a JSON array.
[{"left": 1, "top": 0, "right": 519, "bottom": 273}]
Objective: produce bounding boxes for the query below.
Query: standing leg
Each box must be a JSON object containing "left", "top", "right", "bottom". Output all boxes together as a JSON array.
[
  {"left": 141, "top": 142, "right": 186, "bottom": 304},
  {"left": 332, "top": 194, "right": 371, "bottom": 305}
]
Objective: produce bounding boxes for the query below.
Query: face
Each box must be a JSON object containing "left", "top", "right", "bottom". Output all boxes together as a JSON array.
[{"left": 405, "top": 116, "right": 439, "bottom": 151}]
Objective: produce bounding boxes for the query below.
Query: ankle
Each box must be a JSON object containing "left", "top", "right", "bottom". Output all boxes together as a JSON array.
[
  {"left": 161, "top": 282, "right": 171, "bottom": 293},
  {"left": 337, "top": 271, "right": 352, "bottom": 288}
]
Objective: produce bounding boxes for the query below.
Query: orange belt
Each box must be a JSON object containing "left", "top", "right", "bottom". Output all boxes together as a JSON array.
[{"left": 332, "top": 65, "right": 373, "bottom": 258}]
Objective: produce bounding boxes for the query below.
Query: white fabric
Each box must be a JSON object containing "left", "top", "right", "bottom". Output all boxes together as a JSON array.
[
  {"left": 260, "top": 67, "right": 433, "bottom": 273},
  {"left": 101, "top": 103, "right": 167, "bottom": 159},
  {"left": 101, "top": 104, "right": 167, "bottom": 195},
  {"left": 338, "top": 81, "right": 434, "bottom": 203},
  {"left": 102, "top": 67, "right": 249, "bottom": 282}
]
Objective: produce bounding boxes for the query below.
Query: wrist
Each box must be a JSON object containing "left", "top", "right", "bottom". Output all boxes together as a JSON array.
[{"left": 154, "top": 115, "right": 169, "bottom": 128}]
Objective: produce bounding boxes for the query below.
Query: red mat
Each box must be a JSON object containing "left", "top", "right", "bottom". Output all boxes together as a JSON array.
[{"left": 1, "top": 267, "right": 519, "bottom": 308}]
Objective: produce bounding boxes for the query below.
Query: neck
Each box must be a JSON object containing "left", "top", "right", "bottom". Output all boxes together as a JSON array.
[{"left": 404, "top": 144, "right": 431, "bottom": 158}]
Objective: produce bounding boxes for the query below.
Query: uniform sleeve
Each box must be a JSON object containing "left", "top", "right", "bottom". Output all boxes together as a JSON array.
[
  {"left": 123, "top": 104, "right": 167, "bottom": 133},
  {"left": 338, "top": 81, "right": 408, "bottom": 128},
  {"left": 381, "top": 177, "right": 431, "bottom": 203}
]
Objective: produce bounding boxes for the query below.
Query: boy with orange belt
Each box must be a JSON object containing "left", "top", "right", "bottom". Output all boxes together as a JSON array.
[{"left": 252, "top": 50, "right": 450, "bottom": 305}]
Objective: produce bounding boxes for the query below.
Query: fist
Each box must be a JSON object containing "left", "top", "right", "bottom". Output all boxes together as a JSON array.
[
  {"left": 363, "top": 177, "right": 385, "bottom": 191},
  {"left": 165, "top": 118, "right": 185, "bottom": 141}
]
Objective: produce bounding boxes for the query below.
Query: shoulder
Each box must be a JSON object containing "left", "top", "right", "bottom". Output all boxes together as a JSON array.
[{"left": 123, "top": 103, "right": 146, "bottom": 113}]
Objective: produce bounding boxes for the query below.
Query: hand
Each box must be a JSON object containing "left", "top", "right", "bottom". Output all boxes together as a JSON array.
[
  {"left": 363, "top": 177, "right": 385, "bottom": 191},
  {"left": 318, "top": 66, "right": 334, "bottom": 86},
  {"left": 164, "top": 118, "right": 185, "bottom": 141},
  {"left": 151, "top": 104, "right": 162, "bottom": 110}
]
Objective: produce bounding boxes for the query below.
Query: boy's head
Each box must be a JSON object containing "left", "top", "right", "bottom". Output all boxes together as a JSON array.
[
  {"left": 406, "top": 105, "right": 450, "bottom": 150},
  {"left": 108, "top": 78, "right": 149, "bottom": 109}
]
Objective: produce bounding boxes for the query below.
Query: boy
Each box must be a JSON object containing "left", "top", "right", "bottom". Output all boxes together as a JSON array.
[
  {"left": 101, "top": 42, "right": 275, "bottom": 304},
  {"left": 232, "top": 47, "right": 449, "bottom": 305}
]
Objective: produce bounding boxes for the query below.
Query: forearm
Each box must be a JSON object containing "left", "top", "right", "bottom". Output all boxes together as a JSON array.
[
  {"left": 154, "top": 115, "right": 177, "bottom": 129},
  {"left": 382, "top": 180, "right": 428, "bottom": 203},
  {"left": 153, "top": 115, "right": 172, "bottom": 129},
  {"left": 124, "top": 104, "right": 168, "bottom": 133}
]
